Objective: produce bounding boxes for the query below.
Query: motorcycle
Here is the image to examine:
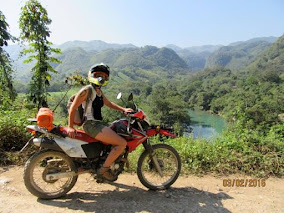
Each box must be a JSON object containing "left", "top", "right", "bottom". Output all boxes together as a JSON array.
[{"left": 21, "top": 92, "right": 181, "bottom": 199}]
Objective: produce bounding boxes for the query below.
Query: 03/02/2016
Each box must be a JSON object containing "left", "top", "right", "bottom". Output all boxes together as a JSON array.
[{"left": 223, "top": 179, "right": 266, "bottom": 187}]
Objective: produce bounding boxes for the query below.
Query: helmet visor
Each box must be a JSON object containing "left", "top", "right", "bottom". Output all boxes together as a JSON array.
[
  {"left": 88, "top": 71, "right": 109, "bottom": 86},
  {"left": 94, "top": 72, "right": 109, "bottom": 80}
]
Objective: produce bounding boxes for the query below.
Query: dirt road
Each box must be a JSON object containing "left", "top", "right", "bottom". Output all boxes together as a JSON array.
[{"left": 0, "top": 166, "right": 283, "bottom": 213}]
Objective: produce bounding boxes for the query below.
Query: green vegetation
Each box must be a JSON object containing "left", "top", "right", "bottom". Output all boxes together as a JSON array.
[
  {"left": 0, "top": 98, "right": 37, "bottom": 165},
  {"left": 19, "top": 0, "right": 61, "bottom": 108},
  {"left": 183, "top": 36, "right": 284, "bottom": 129},
  {"left": 0, "top": 11, "right": 17, "bottom": 105},
  {"left": 248, "top": 35, "right": 284, "bottom": 76},
  {"left": 0, "top": 4, "right": 283, "bottom": 177},
  {"left": 206, "top": 41, "right": 273, "bottom": 71},
  {"left": 128, "top": 126, "right": 283, "bottom": 177}
]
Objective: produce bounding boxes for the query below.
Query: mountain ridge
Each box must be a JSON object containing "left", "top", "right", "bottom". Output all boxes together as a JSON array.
[
  {"left": 205, "top": 40, "right": 274, "bottom": 71},
  {"left": 4, "top": 36, "right": 280, "bottom": 81},
  {"left": 57, "top": 40, "right": 137, "bottom": 52}
]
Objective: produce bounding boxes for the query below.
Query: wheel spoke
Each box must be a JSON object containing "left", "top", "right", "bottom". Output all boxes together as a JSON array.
[
  {"left": 24, "top": 150, "right": 77, "bottom": 198},
  {"left": 137, "top": 144, "right": 181, "bottom": 190}
]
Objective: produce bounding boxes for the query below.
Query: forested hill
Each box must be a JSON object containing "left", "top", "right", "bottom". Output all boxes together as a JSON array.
[
  {"left": 247, "top": 35, "right": 284, "bottom": 76},
  {"left": 6, "top": 36, "right": 281, "bottom": 93},
  {"left": 7, "top": 44, "right": 189, "bottom": 84},
  {"left": 53, "top": 45, "right": 188, "bottom": 80},
  {"left": 205, "top": 40, "right": 274, "bottom": 71},
  {"left": 177, "top": 34, "right": 284, "bottom": 128},
  {"left": 166, "top": 37, "right": 277, "bottom": 72},
  {"left": 166, "top": 44, "right": 222, "bottom": 71},
  {"left": 6, "top": 36, "right": 278, "bottom": 82}
]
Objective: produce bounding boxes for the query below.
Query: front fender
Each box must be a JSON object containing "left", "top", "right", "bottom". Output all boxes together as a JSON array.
[
  {"left": 146, "top": 127, "right": 177, "bottom": 138},
  {"left": 159, "top": 129, "right": 177, "bottom": 138}
]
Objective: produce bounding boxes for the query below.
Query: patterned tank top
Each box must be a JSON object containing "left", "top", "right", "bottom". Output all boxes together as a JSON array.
[{"left": 83, "top": 87, "right": 104, "bottom": 121}]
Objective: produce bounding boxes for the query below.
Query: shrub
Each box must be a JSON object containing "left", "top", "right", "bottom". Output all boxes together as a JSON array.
[{"left": 0, "top": 107, "right": 36, "bottom": 165}]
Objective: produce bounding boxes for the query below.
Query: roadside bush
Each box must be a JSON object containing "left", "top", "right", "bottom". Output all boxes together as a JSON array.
[
  {"left": 0, "top": 107, "right": 36, "bottom": 165},
  {"left": 166, "top": 124, "right": 283, "bottom": 177},
  {"left": 128, "top": 123, "right": 283, "bottom": 177}
]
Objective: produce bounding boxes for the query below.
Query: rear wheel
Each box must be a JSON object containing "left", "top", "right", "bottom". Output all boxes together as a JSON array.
[
  {"left": 23, "top": 149, "right": 78, "bottom": 199},
  {"left": 137, "top": 144, "right": 181, "bottom": 190}
]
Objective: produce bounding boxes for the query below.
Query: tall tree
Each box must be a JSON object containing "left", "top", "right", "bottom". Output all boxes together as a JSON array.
[
  {"left": 0, "top": 10, "right": 16, "bottom": 105},
  {"left": 19, "top": 0, "right": 61, "bottom": 108},
  {"left": 149, "top": 82, "right": 190, "bottom": 135}
]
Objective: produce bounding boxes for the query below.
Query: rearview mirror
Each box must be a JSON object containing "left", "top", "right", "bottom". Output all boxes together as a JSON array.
[
  {"left": 117, "top": 92, "right": 122, "bottom": 100},
  {"left": 128, "top": 93, "right": 133, "bottom": 101}
]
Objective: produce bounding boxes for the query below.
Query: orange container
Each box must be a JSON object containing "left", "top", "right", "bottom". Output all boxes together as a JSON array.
[{"left": 36, "top": 108, "right": 54, "bottom": 131}]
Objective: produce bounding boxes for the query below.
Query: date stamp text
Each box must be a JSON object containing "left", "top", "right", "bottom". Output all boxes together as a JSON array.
[{"left": 223, "top": 179, "right": 266, "bottom": 187}]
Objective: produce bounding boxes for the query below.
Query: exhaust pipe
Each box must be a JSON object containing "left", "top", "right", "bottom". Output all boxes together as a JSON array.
[
  {"left": 45, "top": 169, "right": 90, "bottom": 181},
  {"left": 45, "top": 171, "right": 76, "bottom": 181}
]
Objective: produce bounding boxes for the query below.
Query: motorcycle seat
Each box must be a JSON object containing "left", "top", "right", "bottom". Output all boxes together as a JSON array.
[{"left": 61, "top": 127, "right": 100, "bottom": 143}]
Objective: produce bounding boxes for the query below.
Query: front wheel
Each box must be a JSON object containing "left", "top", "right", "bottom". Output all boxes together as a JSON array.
[
  {"left": 23, "top": 149, "right": 78, "bottom": 199},
  {"left": 137, "top": 144, "right": 181, "bottom": 190}
]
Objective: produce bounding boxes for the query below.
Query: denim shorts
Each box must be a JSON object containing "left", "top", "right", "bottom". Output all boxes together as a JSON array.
[{"left": 83, "top": 120, "right": 105, "bottom": 138}]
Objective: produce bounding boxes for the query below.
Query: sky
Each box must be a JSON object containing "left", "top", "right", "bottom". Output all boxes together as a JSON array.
[{"left": 1, "top": 0, "right": 284, "bottom": 48}]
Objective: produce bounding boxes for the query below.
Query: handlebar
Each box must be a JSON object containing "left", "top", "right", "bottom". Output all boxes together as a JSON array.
[
  {"left": 124, "top": 111, "right": 136, "bottom": 116},
  {"left": 123, "top": 108, "right": 138, "bottom": 116}
]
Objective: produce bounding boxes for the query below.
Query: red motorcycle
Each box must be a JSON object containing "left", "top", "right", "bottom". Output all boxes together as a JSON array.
[{"left": 22, "top": 93, "right": 181, "bottom": 199}]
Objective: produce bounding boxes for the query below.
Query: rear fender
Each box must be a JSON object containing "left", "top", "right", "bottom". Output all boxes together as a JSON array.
[
  {"left": 33, "top": 137, "right": 63, "bottom": 152},
  {"left": 27, "top": 125, "right": 46, "bottom": 134}
]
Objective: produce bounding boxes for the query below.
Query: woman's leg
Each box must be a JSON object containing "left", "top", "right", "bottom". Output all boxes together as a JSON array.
[{"left": 95, "top": 127, "right": 127, "bottom": 167}]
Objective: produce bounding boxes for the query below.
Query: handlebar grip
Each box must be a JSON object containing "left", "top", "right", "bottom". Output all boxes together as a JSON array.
[{"left": 124, "top": 110, "right": 136, "bottom": 115}]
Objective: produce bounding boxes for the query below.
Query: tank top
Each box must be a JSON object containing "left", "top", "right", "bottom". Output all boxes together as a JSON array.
[{"left": 83, "top": 87, "right": 104, "bottom": 121}]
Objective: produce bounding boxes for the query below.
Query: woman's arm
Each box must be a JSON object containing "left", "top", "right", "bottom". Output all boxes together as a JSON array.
[{"left": 67, "top": 87, "right": 89, "bottom": 137}]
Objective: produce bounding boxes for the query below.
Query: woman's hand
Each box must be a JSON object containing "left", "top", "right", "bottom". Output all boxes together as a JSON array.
[
  {"left": 67, "top": 127, "right": 76, "bottom": 138},
  {"left": 123, "top": 108, "right": 134, "bottom": 114}
]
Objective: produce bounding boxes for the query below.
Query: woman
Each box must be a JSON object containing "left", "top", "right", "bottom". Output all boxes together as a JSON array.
[{"left": 67, "top": 63, "right": 133, "bottom": 181}]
